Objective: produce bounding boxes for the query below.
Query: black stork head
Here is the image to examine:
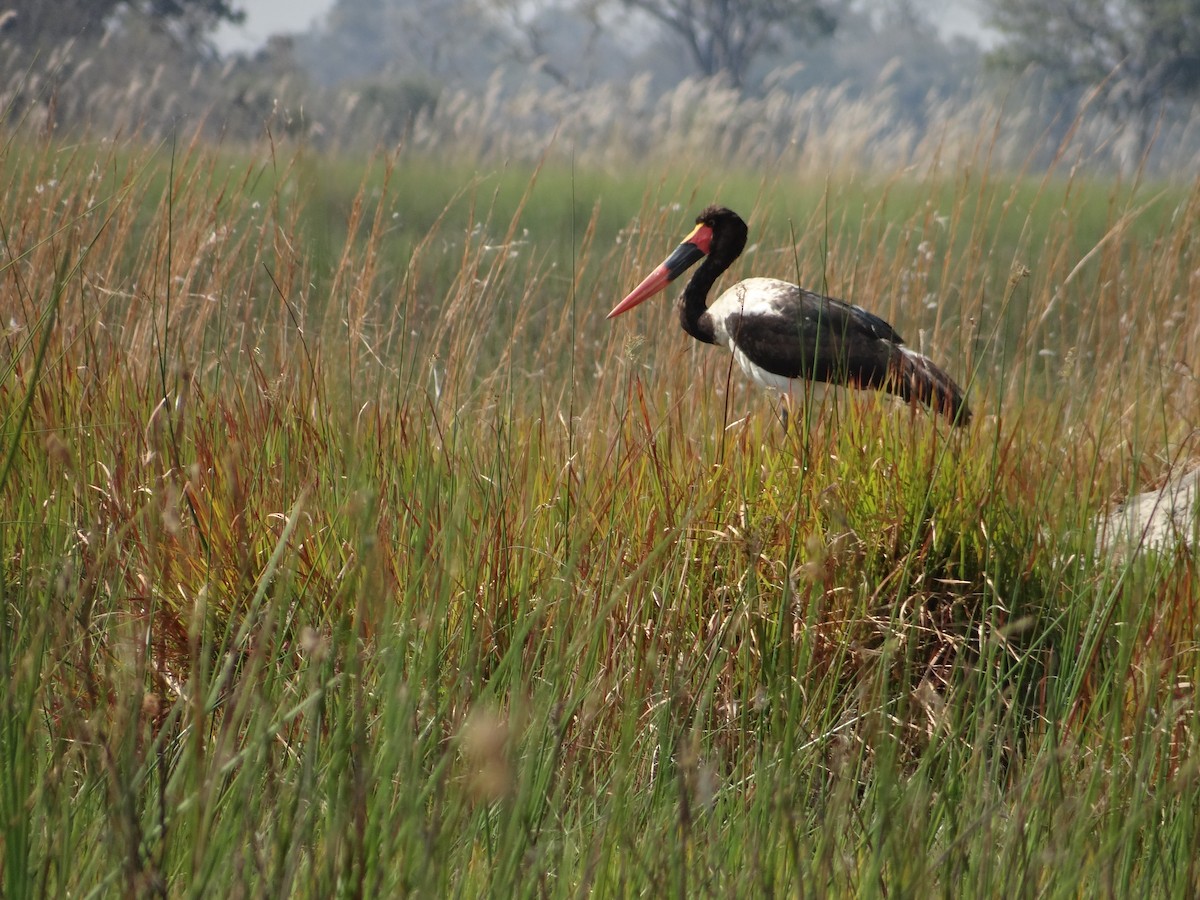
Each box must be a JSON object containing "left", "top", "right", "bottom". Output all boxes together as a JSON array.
[{"left": 607, "top": 205, "right": 749, "bottom": 319}]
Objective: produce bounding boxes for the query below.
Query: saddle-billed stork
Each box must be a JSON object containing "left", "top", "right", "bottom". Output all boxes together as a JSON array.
[{"left": 608, "top": 206, "right": 971, "bottom": 426}]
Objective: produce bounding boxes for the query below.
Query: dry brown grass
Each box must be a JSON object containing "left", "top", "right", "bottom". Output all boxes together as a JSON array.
[{"left": 2, "top": 106, "right": 1198, "bottom": 893}]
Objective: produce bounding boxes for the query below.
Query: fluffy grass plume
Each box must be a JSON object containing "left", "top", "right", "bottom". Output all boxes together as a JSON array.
[{"left": 1, "top": 124, "right": 1198, "bottom": 897}]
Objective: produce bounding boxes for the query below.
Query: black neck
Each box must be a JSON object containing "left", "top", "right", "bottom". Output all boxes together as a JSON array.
[{"left": 677, "top": 254, "right": 730, "bottom": 345}]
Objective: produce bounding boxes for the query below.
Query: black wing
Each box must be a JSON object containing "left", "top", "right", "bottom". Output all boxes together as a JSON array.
[{"left": 721, "top": 286, "right": 905, "bottom": 387}]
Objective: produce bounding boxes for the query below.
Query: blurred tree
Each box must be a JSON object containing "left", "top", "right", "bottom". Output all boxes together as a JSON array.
[
  {"left": 3, "top": 0, "right": 243, "bottom": 49},
  {"left": 616, "top": 0, "right": 840, "bottom": 89},
  {"left": 302, "top": 0, "right": 499, "bottom": 85},
  {"left": 302, "top": 0, "right": 625, "bottom": 90},
  {"left": 482, "top": 0, "right": 604, "bottom": 87},
  {"left": 759, "top": 4, "right": 981, "bottom": 113},
  {"left": 983, "top": 0, "right": 1200, "bottom": 160}
]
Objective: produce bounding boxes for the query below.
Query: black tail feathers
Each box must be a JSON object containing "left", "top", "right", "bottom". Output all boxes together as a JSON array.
[{"left": 892, "top": 347, "right": 971, "bottom": 427}]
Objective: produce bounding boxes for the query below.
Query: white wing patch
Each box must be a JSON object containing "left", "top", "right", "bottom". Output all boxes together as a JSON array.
[
  {"left": 707, "top": 278, "right": 797, "bottom": 349},
  {"left": 703, "top": 278, "right": 807, "bottom": 394}
]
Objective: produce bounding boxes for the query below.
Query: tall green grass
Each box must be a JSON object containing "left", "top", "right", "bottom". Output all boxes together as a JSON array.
[{"left": 1, "top": 125, "right": 1198, "bottom": 896}]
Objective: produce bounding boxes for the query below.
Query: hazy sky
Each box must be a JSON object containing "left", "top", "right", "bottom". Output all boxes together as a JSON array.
[
  {"left": 214, "top": 0, "right": 990, "bottom": 54},
  {"left": 215, "top": 0, "right": 334, "bottom": 52}
]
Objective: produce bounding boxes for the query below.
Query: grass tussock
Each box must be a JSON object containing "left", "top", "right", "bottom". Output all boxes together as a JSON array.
[{"left": 2, "top": 121, "right": 1199, "bottom": 896}]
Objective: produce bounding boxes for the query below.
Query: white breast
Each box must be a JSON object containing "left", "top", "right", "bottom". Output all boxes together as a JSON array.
[
  {"left": 731, "top": 348, "right": 797, "bottom": 393},
  {"left": 707, "top": 278, "right": 801, "bottom": 393}
]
